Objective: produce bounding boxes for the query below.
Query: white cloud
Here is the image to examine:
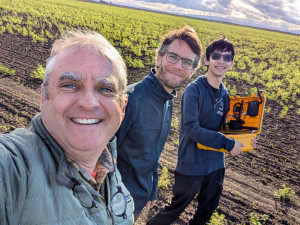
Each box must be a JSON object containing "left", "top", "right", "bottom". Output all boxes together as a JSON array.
[{"left": 105, "top": 0, "right": 300, "bottom": 34}]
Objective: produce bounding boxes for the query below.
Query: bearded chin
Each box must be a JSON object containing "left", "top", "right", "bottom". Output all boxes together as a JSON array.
[{"left": 156, "top": 64, "right": 187, "bottom": 91}]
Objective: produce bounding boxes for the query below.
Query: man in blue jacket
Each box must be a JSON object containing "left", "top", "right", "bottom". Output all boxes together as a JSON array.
[
  {"left": 116, "top": 26, "right": 202, "bottom": 218},
  {"left": 147, "top": 37, "right": 245, "bottom": 225}
]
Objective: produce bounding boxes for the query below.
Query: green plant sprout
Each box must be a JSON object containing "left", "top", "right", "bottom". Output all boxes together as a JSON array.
[
  {"left": 249, "top": 212, "right": 269, "bottom": 225},
  {"left": 0, "top": 64, "right": 15, "bottom": 76},
  {"left": 207, "top": 211, "right": 225, "bottom": 225},
  {"left": 30, "top": 64, "right": 45, "bottom": 80},
  {"left": 158, "top": 166, "right": 170, "bottom": 190},
  {"left": 274, "top": 184, "right": 295, "bottom": 201}
]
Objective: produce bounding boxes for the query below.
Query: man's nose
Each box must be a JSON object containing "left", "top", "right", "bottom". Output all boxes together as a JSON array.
[
  {"left": 174, "top": 59, "right": 184, "bottom": 69},
  {"left": 78, "top": 90, "right": 100, "bottom": 110},
  {"left": 218, "top": 55, "right": 226, "bottom": 62}
]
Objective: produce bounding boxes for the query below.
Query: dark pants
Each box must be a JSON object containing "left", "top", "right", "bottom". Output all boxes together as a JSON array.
[{"left": 147, "top": 169, "right": 225, "bottom": 225}]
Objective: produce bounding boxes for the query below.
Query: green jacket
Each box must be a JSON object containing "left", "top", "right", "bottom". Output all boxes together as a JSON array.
[{"left": 0, "top": 114, "right": 134, "bottom": 225}]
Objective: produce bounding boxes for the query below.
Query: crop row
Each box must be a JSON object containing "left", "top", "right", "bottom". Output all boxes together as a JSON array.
[{"left": 0, "top": 0, "right": 299, "bottom": 116}]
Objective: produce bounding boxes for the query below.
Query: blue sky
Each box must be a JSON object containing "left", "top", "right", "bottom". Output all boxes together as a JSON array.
[{"left": 101, "top": 0, "right": 300, "bottom": 34}]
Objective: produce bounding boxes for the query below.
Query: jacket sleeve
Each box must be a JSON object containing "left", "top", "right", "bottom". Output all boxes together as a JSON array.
[
  {"left": 181, "top": 84, "right": 235, "bottom": 151},
  {"left": 115, "top": 102, "right": 133, "bottom": 148},
  {"left": 150, "top": 164, "right": 159, "bottom": 201},
  {"left": 0, "top": 138, "right": 26, "bottom": 225}
]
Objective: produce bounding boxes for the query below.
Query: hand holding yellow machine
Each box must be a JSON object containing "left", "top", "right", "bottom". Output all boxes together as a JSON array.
[{"left": 197, "top": 87, "right": 266, "bottom": 153}]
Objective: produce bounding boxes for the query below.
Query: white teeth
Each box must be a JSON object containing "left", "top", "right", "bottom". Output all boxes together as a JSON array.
[{"left": 72, "top": 118, "right": 101, "bottom": 124}]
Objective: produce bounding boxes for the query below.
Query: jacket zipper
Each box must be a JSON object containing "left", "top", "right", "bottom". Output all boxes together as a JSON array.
[{"left": 154, "top": 100, "right": 171, "bottom": 160}]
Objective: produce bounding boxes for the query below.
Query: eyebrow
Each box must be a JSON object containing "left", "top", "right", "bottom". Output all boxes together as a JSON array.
[
  {"left": 95, "top": 77, "right": 115, "bottom": 86},
  {"left": 59, "top": 72, "right": 82, "bottom": 82},
  {"left": 58, "top": 72, "right": 117, "bottom": 88},
  {"left": 95, "top": 75, "right": 120, "bottom": 92}
]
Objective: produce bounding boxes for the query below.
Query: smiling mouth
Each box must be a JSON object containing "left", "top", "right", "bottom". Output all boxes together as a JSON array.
[
  {"left": 215, "top": 66, "right": 225, "bottom": 69},
  {"left": 71, "top": 118, "right": 102, "bottom": 125},
  {"left": 169, "top": 71, "right": 182, "bottom": 77}
]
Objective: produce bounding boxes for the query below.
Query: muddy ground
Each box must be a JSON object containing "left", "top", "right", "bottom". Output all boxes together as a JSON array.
[{"left": 0, "top": 33, "right": 299, "bottom": 224}]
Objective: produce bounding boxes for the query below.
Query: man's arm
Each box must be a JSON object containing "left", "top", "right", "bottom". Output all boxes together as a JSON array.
[
  {"left": 0, "top": 140, "right": 26, "bottom": 225},
  {"left": 181, "top": 84, "right": 235, "bottom": 151},
  {"left": 146, "top": 168, "right": 159, "bottom": 210},
  {"left": 115, "top": 103, "right": 133, "bottom": 147},
  {"left": 228, "top": 140, "right": 244, "bottom": 156}
]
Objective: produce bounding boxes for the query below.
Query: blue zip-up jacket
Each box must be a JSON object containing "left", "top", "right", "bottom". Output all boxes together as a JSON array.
[
  {"left": 116, "top": 69, "right": 175, "bottom": 214},
  {"left": 176, "top": 75, "right": 235, "bottom": 176}
]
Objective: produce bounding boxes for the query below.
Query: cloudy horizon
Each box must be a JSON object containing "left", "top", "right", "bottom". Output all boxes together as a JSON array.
[{"left": 98, "top": 0, "right": 300, "bottom": 35}]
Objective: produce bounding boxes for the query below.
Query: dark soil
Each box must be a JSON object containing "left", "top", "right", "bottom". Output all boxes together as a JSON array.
[{"left": 0, "top": 33, "right": 299, "bottom": 225}]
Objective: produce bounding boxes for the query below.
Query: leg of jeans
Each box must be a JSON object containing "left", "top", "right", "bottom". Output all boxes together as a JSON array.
[
  {"left": 147, "top": 171, "right": 203, "bottom": 225},
  {"left": 188, "top": 169, "right": 225, "bottom": 225}
]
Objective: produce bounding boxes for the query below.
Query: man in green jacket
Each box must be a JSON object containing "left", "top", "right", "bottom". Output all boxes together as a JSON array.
[{"left": 0, "top": 30, "right": 133, "bottom": 224}]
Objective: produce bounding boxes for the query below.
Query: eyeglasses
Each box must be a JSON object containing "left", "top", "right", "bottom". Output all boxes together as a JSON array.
[
  {"left": 211, "top": 52, "right": 233, "bottom": 62},
  {"left": 57, "top": 160, "right": 131, "bottom": 218},
  {"left": 71, "top": 176, "right": 100, "bottom": 209},
  {"left": 57, "top": 170, "right": 101, "bottom": 209},
  {"left": 111, "top": 185, "right": 132, "bottom": 219},
  {"left": 109, "top": 143, "right": 132, "bottom": 219},
  {"left": 165, "top": 51, "right": 195, "bottom": 70}
]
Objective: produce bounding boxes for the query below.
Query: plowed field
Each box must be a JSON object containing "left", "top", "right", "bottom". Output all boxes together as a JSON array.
[{"left": 0, "top": 33, "right": 299, "bottom": 225}]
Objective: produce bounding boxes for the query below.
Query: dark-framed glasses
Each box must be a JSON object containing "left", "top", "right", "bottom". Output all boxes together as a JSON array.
[
  {"left": 57, "top": 169, "right": 131, "bottom": 217},
  {"left": 56, "top": 147, "right": 132, "bottom": 219},
  {"left": 56, "top": 171, "right": 100, "bottom": 209},
  {"left": 71, "top": 177, "right": 100, "bottom": 209},
  {"left": 211, "top": 52, "right": 233, "bottom": 62},
  {"left": 111, "top": 185, "right": 131, "bottom": 219},
  {"left": 165, "top": 51, "right": 194, "bottom": 70}
]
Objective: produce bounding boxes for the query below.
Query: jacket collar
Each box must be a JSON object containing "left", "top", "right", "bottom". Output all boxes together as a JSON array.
[
  {"left": 197, "top": 75, "right": 227, "bottom": 100},
  {"left": 31, "top": 113, "right": 63, "bottom": 163},
  {"left": 30, "top": 113, "right": 115, "bottom": 188}
]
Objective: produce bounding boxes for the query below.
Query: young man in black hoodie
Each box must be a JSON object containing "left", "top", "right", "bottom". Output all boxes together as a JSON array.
[
  {"left": 116, "top": 26, "right": 202, "bottom": 219},
  {"left": 147, "top": 37, "right": 244, "bottom": 225}
]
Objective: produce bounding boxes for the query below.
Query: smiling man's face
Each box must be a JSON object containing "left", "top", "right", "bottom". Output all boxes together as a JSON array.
[
  {"left": 41, "top": 46, "right": 126, "bottom": 156},
  {"left": 205, "top": 50, "right": 234, "bottom": 78},
  {"left": 155, "top": 39, "right": 196, "bottom": 93}
]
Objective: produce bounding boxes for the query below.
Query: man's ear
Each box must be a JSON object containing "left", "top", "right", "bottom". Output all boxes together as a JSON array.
[
  {"left": 41, "top": 84, "right": 45, "bottom": 104},
  {"left": 156, "top": 55, "right": 162, "bottom": 69},
  {"left": 229, "top": 60, "right": 234, "bottom": 69},
  {"left": 204, "top": 57, "right": 209, "bottom": 66},
  {"left": 122, "top": 95, "right": 128, "bottom": 119},
  {"left": 123, "top": 95, "right": 128, "bottom": 112}
]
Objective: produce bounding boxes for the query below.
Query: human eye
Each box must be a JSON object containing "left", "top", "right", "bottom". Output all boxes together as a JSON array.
[
  {"left": 211, "top": 53, "right": 219, "bottom": 60},
  {"left": 168, "top": 52, "right": 179, "bottom": 60},
  {"left": 223, "top": 54, "right": 233, "bottom": 62},
  {"left": 62, "top": 84, "right": 76, "bottom": 89},
  {"left": 183, "top": 59, "right": 193, "bottom": 66},
  {"left": 98, "top": 85, "right": 117, "bottom": 97},
  {"left": 101, "top": 87, "right": 113, "bottom": 93},
  {"left": 60, "top": 82, "right": 78, "bottom": 91}
]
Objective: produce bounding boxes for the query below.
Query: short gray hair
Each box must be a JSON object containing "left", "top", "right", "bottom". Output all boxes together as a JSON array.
[{"left": 43, "top": 30, "right": 127, "bottom": 106}]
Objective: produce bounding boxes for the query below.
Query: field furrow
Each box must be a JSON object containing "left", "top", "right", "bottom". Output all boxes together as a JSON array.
[{"left": 0, "top": 0, "right": 299, "bottom": 224}]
